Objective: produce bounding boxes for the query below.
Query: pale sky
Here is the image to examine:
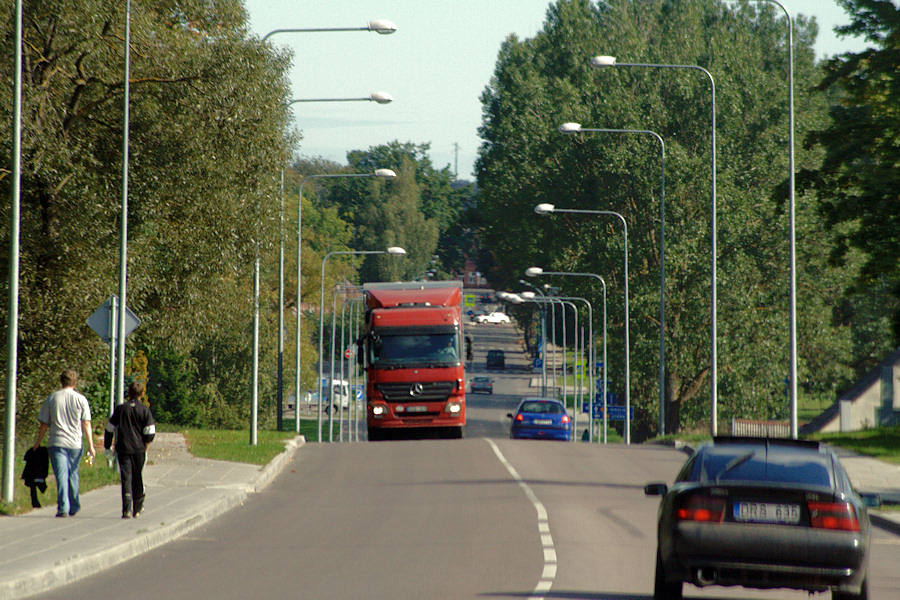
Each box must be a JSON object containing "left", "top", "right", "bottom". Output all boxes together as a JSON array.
[{"left": 242, "top": 0, "right": 871, "bottom": 180}]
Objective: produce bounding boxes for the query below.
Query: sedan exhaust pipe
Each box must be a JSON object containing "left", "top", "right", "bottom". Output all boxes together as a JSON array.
[{"left": 693, "top": 567, "right": 717, "bottom": 587}]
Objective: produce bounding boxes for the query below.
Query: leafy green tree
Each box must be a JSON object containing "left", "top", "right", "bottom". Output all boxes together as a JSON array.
[
  {"left": 0, "top": 0, "right": 293, "bottom": 430},
  {"left": 320, "top": 142, "right": 460, "bottom": 280},
  {"left": 476, "top": 0, "right": 845, "bottom": 436},
  {"left": 806, "top": 0, "right": 900, "bottom": 351}
]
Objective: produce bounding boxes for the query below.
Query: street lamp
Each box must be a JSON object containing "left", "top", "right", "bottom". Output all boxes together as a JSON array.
[
  {"left": 535, "top": 203, "right": 631, "bottom": 444},
  {"left": 558, "top": 122, "right": 666, "bottom": 436},
  {"left": 527, "top": 267, "right": 607, "bottom": 444},
  {"left": 520, "top": 279, "right": 557, "bottom": 389},
  {"left": 731, "top": 0, "right": 798, "bottom": 436},
  {"left": 2, "top": 0, "right": 23, "bottom": 503},
  {"left": 262, "top": 20, "right": 398, "bottom": 41},
  {"left": 287, "top": 92, "right": 394, "bottom": 106},
  {"left": 330, "top": 284, "right": 362, "bottom": 442},
  {"left": 280, "top": 89, "right": 393, "bottom": 432},
  {"left": 518, "top": 281, "right": 547, "bottom": 394},
  {"left": 295, "top": 169, "right": 396, "bottom": 435},
  {"left": 255, "top": 21, "right": 396, "bottom": 442},
  {"left": 318, "top": 246, "right": 406, "bottom": 442},
  {"left": 591, "top": 55, "right": 718, "bottom": 437},
  {"left": 512, "top": 292, "right": 583, "bottom": 439}
]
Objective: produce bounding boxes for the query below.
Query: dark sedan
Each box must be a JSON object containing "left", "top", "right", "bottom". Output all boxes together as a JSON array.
[
  {"left": 507, "top": 398, "right": 571, "bottom": 441},
  {"left": 469, "top": 376, "right": 493, "bottom": 395},
  {"left": 644, "top": 437, "right": 871, "bottom": 600}
]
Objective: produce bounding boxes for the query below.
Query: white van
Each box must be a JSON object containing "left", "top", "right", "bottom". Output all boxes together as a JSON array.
[{"left": 328, "top": 379, "right": 351, "bottom": 410}]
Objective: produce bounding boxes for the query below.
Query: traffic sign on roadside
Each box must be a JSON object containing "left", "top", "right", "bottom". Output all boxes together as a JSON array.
[
  {"left": 583, "top": 403, "right": 633, "bottom": 421},
  {"left": 87, "top": 295, "right": 140, "bottom": 345}
]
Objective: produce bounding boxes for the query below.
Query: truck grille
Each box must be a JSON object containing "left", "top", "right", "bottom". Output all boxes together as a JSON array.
[{"left": 375, "top": 381, "right": 455, "bottom": 402}]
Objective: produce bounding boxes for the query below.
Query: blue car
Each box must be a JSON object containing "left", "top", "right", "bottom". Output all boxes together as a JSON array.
[{"left": 508, "top": 398, "right": 572, "bottom": 441}]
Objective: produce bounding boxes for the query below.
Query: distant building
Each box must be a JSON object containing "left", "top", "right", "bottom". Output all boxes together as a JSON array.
[
  {"left": 802, "top": 347, "right": 900, "bottom": 434},
  {"left": 455, "top": 259, "right": 488, "bottom": 288}
]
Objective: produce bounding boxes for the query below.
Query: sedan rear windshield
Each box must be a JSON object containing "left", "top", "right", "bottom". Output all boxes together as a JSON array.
[
  {"left": 699, "top": 450, "right": 833, "bottom": 487},
  {"left": 520, "top": 402, "right": 564, "bottom": 414}
]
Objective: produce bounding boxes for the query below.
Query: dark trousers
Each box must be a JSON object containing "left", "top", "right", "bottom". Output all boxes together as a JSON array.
[{"left": 117, "top": 452, "right": 146, "bottom": 514}]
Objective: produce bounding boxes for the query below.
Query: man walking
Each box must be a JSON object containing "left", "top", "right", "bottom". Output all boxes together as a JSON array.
[
  {"left": 33, "top": 369, "right": 95, "bottom": 518},
  {"left": 104, "top": 381, "right": 155, "bottom": 519}
]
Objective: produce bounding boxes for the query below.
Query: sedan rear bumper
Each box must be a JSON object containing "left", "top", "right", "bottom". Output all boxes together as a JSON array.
[{"left": 666, "top": 522, "right": 867, "bottom": 593}]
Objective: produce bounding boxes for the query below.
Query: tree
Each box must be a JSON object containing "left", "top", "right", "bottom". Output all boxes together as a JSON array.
[
  {"left": 0, "top": 0, "right": 293, "bottom": 428},
  {"left": 321, "top": 142, "right": 459, "bottom": 280},
  {"left": 476, "top": 0, "right": 845, "bottom": 435},
  {"left": 806, "top": 0, "right": 900, "bottom": 351}
]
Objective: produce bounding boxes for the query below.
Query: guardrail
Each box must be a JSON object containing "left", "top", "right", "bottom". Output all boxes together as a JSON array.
[{"left": 731, "top": 418, "right": 790, "bottom": 438}]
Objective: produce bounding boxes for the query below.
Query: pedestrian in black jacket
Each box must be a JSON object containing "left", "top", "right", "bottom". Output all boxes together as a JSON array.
[{"left": 104, "top": 381, "right": 155, "bottom": 519}]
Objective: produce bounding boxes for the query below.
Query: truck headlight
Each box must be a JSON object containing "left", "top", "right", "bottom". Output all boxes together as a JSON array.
[
  {"left": 445, "top": 402, "right": 462, "bottom": 414},
  {"left": 371, "top": 404, "right": 387, "bottom": 417}
]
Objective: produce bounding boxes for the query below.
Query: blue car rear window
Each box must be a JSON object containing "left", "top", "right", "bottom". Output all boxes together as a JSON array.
[
  {"left": 520, "top": 402, "right": 563, "bottom": 414},
  {"left": 699, "top": 451, "right": 833, "bottom": 487}
]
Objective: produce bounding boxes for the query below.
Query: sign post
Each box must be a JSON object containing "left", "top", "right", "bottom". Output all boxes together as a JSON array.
[{"left": 87, "top": 295, "right": 140, "bottom": 413}]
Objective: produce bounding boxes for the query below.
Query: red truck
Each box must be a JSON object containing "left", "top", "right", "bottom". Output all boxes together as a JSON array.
[{"left": 359, "top": 281, "right": 466, "bottom": 440}]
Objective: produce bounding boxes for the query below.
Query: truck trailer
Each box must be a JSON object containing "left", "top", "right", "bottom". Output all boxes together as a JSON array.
[{"left": 359, "top": 281, "right": 466, "bottom": 440}]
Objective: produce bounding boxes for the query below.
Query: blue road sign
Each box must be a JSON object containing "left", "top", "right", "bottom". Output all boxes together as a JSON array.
[{"left": 584, "top": 404, "right": 633, "bottom": 421}]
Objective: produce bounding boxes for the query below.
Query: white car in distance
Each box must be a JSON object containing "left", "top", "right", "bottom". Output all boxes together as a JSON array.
[{"left": 474, "top": 311, "right": 510, "bottom": 324}]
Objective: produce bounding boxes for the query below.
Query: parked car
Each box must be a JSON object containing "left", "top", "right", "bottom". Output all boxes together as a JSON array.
[
  {"left": 486, "top": 349, "right": 505, "bottom": 370},
  {"left": 469, "top": 376, "right": 493, "bottom": 395},
  {"left": 644, "top": 437, "right": 872, "bottom": 600},
  {"left": 474, "top": 311, "right": 510, "bottom": 324},
  {"left": 507, "top": 398, "right": 571, "bottom": 441}
]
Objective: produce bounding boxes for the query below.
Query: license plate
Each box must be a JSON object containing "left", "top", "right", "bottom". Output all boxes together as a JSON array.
[
  {"left": 406, "top": 405, "right": 427, "bottom": 413},
  {"left": 533, "top": 419, "right": 553, "bottom": 425},
  {"left": 734, "top": 501, "right": 800, "bottom": 524}
]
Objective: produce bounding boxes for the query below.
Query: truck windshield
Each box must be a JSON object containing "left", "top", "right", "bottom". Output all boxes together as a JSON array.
[{"left": 371, "top": 331, "right": 460, "bottom": 367}]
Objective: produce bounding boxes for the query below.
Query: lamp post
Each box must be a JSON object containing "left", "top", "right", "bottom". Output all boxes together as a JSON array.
[
  {"left": 558, "top": 122, "right": 666, "bottom": 436},
  {"left": 2, "top": 0, "right": 23, "bottom": 503},
  {"left": 318, "top": 247, "right": 406, "bottom": 442},
  {"left": 280, "top": 93, "right": 393, "bottom": 432},
  {"left": 536, "top": 204, "right": 631, "bottom": 444},
  {"left": 116, "top": 0, "right": 133, "bottom": 411},
  {"left": 260, "top": 20, "right": 395, "bottom": 439},
  {"left": 591, "top": 55, "right": 718, "bottom": 436},
  {"left": 330, "top": 284, "right": 362, "bottom": 442},
  {"left": 527, "top": 267, "right": 608, "bottom": 443},
  {"left": 732, "top": 0, "right": 797, "bottom": 436},
  {"left": 521, "top": 279, "right": 558, "bottom": 389},
  {"left": 295, "top": 169, "right": 396, "bottom": 435},
  {"left": 518, "top": 281, "right": 547, "bottom": 394},
  {"left": 508, "top": 292, "right": 582, "bottom": 439}
]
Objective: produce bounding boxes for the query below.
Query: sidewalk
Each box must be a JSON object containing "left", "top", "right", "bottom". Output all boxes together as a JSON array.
[{"left": 0, "top": 433, "right": 303, "bottom": 600}]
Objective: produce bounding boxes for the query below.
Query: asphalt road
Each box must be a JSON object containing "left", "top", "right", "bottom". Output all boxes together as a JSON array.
[{"left": 31, "top": 321, "right": 900, "bottom": 599}]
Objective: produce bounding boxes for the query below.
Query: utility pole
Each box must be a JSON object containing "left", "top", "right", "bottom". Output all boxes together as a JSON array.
[{"left": 452, "top": 142, "right": 459, "bottom": 179}]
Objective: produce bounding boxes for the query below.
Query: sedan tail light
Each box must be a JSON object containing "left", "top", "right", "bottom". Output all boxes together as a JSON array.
[
  {"left": 808, "top": 501, "right": 860, "bottom": 531},
  {"left": 561, "top": 415, "right": 570, "bottom": 424},
  {"left": 676, "top": 495, "right": 726, "bottom": 523}
]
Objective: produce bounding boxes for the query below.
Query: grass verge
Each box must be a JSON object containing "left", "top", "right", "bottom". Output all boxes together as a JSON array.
[{"left": 810, "top": 425, "right": 900, "bottom": 465}]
